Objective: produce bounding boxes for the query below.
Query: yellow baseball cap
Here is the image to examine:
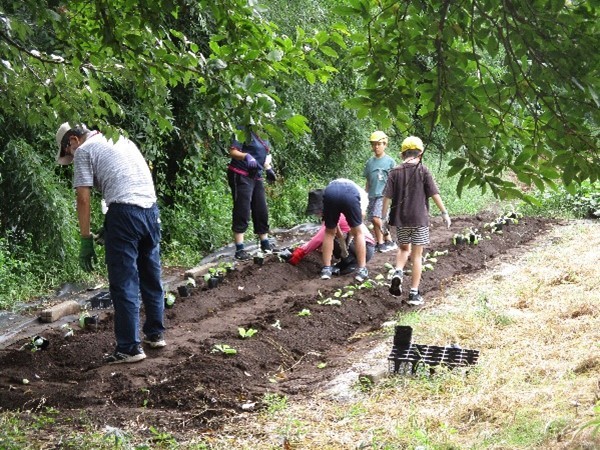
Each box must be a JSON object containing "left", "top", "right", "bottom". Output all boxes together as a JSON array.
[
  {"left": 369, "top": 131, "right": 388, "bottom": 142},
  {"left": 401, "top": 136, "right": 424, "bottom": 152}
]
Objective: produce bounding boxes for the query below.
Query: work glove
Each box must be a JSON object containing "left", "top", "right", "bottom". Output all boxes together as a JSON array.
[
  {"left": 442, "top": 212, "right": 451, "bottom": 229},
  {"left": 79, "top": 236, "right": 98, "bottom": 272},
  {"left": 288, "top": 247, "right": 307, "bottom": 266},
  {"left": 244, "top": 154, "right": 258, "bottom": 168},
  {"left": 266, "top": 169, "right": 277, "bottom": 184}
]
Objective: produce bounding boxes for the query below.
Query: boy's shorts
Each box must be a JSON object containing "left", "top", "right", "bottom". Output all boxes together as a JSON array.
[
  {"left": 396, "top": 226, "right": 429, "bottom": 246},
  {"left": 366, "top": 197, "right": 384, "bottom": 221},
  {"left": 322, "top": 181, "right": 363, "bottom": 229}
]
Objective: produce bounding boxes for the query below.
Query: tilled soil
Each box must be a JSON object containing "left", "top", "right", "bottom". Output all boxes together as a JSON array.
[{"left": 0, "top": 214, "right": 555, "bottom": 431}]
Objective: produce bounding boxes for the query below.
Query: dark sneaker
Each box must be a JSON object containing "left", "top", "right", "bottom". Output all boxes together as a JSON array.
[
  {"left": 234, "top": 249, "right": 252, "bottom": 261},
  {"left": 104, "top": 347, "right": 146, "bottom": 365},
  {"left": 383, "top": 241, "right": 397, "bottom": 252},
  {"left": 320, "top": 266, "right": 333, "bottom": 280},
  {"left": 354, "top": 267, "right": 369, "bottom": 282},
  {"left": 375, "top": 243, "right": 384, "bottom": 253},
  {"left": 406, "top": 291, "right": 424, "bottom": 306},
  {"left": 261, "top": 241, "right": 274, "bottom": 254},
  {"left": 144, "top": 333, "right": 167, "bottom": 348},
  {"left": 389, "top": 270, "right": 403, "bottom": 296}
]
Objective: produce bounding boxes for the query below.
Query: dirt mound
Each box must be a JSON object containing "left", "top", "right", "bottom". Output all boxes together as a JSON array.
[{"left": 0, "top": 215, "right": 555, "bottom": 430}]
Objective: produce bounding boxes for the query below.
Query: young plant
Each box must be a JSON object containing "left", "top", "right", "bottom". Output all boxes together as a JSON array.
[
  {"left": 185, "top": 277, "right": 196, "bottom": 287},
  {"left": 297, "top": 308, "right": 311, "bottom": 316},
  {"left": 211, "top": 344, "right": 237, "bottom": 355},
  {"left": 164, "top": 292, "right": 176, "bottom": 308},
  {"left": 317, "top": 297, "right": 342, "bottom": 306},
  {"left": 238, "top": 327, "right": 258, "bottom": 339},
  {"left": 61, "top": 323, "right": 74, "bottom": 338}
]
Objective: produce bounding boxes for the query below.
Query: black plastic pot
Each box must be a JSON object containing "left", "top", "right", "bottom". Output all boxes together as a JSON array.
[
  {"left": 454, "top": 236, "right": 467, "bottom": 245},
  {"left": 253, "top": 256, "right": 264, "bottom": 266},
  {"left": 83, "top": 315, "right": 99, "bottom": 330},
  {"left": 164, "top": 297, "right": 175, "bottom": 309},
  {"left": 32, "top": 336, "right": 49, "bottom": 350},
  {"left": 177, "top": 285, "right": 191, "bottom": 297},
  {"left": 207, "top": 277, "right": 219, "bottom": 289}
]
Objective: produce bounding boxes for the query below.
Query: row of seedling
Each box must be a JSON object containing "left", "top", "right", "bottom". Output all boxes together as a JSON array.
[
  {"left": 453, "top": 227, "right": 482, "bottom": 245},
  {"left": 484, "top": 211, "right": 522, "bottom": 234}
]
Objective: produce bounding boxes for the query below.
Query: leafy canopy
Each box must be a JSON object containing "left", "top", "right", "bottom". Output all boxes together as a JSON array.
[{"left": 335, "top": 0, "right": 599, "bottom": 199}]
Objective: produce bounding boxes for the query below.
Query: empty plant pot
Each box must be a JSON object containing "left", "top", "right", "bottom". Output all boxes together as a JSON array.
[
  {"left": 207, "top": 277, "right": 219, "bottom": 289},
  {"left": 253, "top": 256, "right": 264, "bottom": 266},
  {"left": 83, "top": 315, "right": 99, "bottom": 330}
]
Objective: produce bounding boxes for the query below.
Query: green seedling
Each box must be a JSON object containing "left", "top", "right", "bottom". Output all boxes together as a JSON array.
[
  {"left": 238, "top": 327, "right": 258, "bottom": 339},
  {"left": 317, "top": 362, "right": 328, "bottom": 369},
  {"left": 375, "top": 274, "right": 385, "bottom": 281},
  {"left": 341, "top": 289, "right": 354, "bottom": 298},
  {"left": 185, "top": 277, "right": 196, "bottom": 287},
  {"left": 61, "top": 323, "right": 74, "bottom": 338},
  {"left": 211, "top": 344, "right": 237, "bottom": 355},
  {"left": 164, "top": 292, "right": 176, "bottom": 308},
  {"left": 422, "top": 263, "right": 435, "bottom": 272},
  {"left": 79, "top": 311, "right": 90, "bottom": 329},
  {"left": 384, "top": 262, "right": 394, "bottom": 270},
  {"left": 271, "top": 319, "right": 282, "bottom": 330},
  {"left": 317, "top": 298, "right": 341, "bottom": 306},
  {"left": 297, "top": 308, "right": 311, "bottom": 316},
  {"left": 20, "top": 336, "right": 46, "bottom": 352},
  {"left": 333, "top": 289, "right": 342, "bottom": 298}
]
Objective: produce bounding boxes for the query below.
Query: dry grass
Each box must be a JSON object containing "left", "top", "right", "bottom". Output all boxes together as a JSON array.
[{"left": 191, "top": 221, "right": 600, "bottom": 449}]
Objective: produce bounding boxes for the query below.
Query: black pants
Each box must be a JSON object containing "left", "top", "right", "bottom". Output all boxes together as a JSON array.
[{"left": 228, "top": 171, "right": 269, "bottom": 235}]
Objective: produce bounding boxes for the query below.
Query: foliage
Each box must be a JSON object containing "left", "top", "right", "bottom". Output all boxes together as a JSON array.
[
  {"left": 335, "top": 0, "right": 600, "bottom": 198},
  {"left": 520, "top": 181, "right": 600, "bottom": 219}
]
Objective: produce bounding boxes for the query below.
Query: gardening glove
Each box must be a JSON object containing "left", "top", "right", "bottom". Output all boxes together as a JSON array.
[
  {"left": 442, "top": 212, "right": 451, "bottom": 229},
  {"left": 93, "top": 227, "right": 105, "bottom": 246},
  {"left": 288, "top": 247, "right": 307, "bottom": 266},
  {"left": 79, "top": 236, "right": 97, "bottom": 272},
  {"left": 244, "top": 153, "right": 258, "bottom": 168},
  {"left": 266, "top": 169, "right": 277, "bottom": 184}
]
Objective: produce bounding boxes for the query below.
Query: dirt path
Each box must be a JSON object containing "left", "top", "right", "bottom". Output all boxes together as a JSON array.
[{"left": 0, "top": 214, "right": 555, "bottom": 431}]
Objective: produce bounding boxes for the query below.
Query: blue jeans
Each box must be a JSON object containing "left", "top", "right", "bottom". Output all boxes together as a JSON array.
[{"left": 104, "top": 203, "right": 165, "bottom": 354}]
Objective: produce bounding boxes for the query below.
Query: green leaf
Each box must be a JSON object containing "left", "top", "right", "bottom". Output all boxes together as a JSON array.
[{"left": 319, "top": 46, "right": 339, "bottom": 58}]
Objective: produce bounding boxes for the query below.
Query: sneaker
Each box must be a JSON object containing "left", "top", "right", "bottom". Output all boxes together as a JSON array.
[
  {"left": 261, "top": 241, "right": 274, "bottom": 254},
  {"left": 144, "top": 333, "right": 167, "bottom": 348},
  {"left": 354, "top": 267, "right": 369, "bottom": 282},
  {"left": 375, "top": 243, "right": 384, "bottom": 253},
  {"left": 389, "top": 270, "right": 403, "bottom": 296},
  {"left": 320, "top": 266, "right": 333, "bottom": 280},
  {"left": 406, "top": 291, "right": 424, "bottom": 306},
  {"left": 384, "top": 240, "right": 397, "bottom": 251},
  {"left": 234, "top": 249, "right": 252, "bottom": 261},
  {"left": 104, "top": 347, "right": 146, "bottom": 365}
]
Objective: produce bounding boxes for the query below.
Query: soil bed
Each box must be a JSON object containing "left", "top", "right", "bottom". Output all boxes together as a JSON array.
[{"left": 0, "top": 215, "right": 555, "bottom": 432}]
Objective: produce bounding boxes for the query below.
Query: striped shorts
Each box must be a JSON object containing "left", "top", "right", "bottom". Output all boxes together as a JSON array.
[{"left": 395, "top": 226, "right": 430, "bottom": 245}]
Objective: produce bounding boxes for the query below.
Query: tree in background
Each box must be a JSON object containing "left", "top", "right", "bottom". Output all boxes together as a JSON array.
[{"left": 335, "top": 0, "right": 599, "bottom": 199}]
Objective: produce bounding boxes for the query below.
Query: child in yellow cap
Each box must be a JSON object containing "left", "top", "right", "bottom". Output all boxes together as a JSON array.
[
  {"left": 381, "top": 136, "right": 451, "bottom": 306},
  {"left": 363, "top": 131, "right": 397, "bottom": 253}
]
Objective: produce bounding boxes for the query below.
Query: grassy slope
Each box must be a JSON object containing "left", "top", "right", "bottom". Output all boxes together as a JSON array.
[{"left": 205, "top": 220, "right": 600, "bottom": 449}]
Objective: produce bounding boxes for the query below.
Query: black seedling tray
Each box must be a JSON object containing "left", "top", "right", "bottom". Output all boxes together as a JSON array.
[
  {"left": 388, "top": 326, "right": 479, "bottom": 376},
  {"left": 88, "top": 291, "right": 112, "bottom": 309}
]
